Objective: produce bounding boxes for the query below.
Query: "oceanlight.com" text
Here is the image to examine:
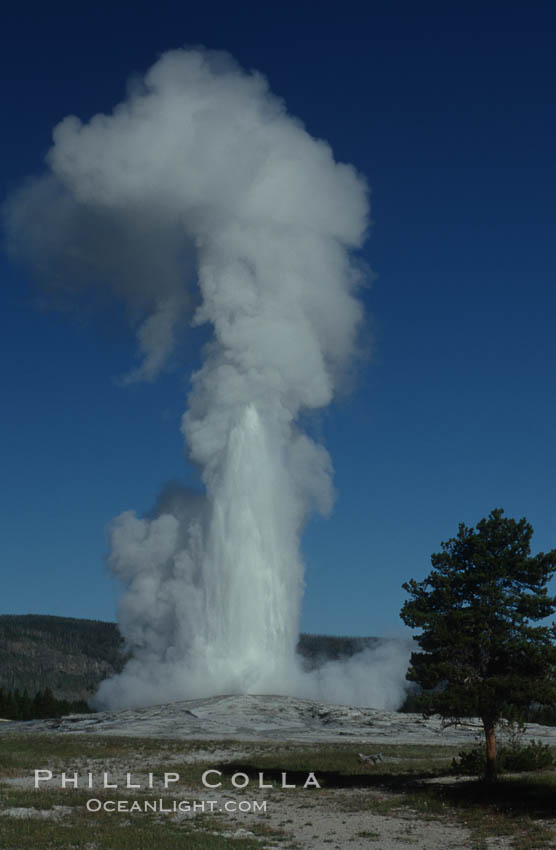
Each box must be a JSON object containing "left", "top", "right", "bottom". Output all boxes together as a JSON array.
[{"left": 85, "top": 798, "right": 267, "bottom": 814}]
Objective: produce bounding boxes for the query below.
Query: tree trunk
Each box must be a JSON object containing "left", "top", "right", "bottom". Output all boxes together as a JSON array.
[{"left": 483, "top": 719, "right": 497, "bottom": 782}]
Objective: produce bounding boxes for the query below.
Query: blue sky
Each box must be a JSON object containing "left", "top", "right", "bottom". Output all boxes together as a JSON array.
[{"left": 1, "top": 1, "right": 556, "bottom": 637}]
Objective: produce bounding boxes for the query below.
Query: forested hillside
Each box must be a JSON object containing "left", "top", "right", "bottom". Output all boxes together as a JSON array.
[
  {"left": 0, "top": 614, "right": 380, "bottom": 702},
  {"left": 0, "top": 614, "right": 125, "bottom": 701}
]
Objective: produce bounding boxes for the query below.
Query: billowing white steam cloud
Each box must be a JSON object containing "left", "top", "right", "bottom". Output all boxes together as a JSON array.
[{"left": 5, "top": 48, "right": 410, "bottom": 709}]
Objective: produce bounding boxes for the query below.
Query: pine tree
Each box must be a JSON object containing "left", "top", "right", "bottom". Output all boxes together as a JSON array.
[
  {"left": 20, "top": 688, "right": 32, "bottom": 721},
  {"left": 401, "top": 508, "right": 556, "bottom": 780},
  {"left": 3, "top": 690, "right": 17, "bottom": 720}
]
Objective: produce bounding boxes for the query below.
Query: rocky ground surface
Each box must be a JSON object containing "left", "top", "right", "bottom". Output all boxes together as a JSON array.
[{"left": 3, "top": 692, "right": 556, "bottom": 745}]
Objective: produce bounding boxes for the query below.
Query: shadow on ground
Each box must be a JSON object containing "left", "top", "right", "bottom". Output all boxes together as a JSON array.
[{"left": 216, "top": 761, "right": 556, "bottom": 820}]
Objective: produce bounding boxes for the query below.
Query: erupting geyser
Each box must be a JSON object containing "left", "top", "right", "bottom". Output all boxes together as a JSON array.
[
  {"left": 200, "top": 405, "right": 301, "bottom": 680},
  {"left": 5, "top": 47, "right": 410, "bottom": 709}
]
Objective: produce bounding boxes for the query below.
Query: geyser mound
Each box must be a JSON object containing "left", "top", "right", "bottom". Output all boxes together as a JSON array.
[{"left": 5, "top": 47, "right": 410, "bottom": 709}]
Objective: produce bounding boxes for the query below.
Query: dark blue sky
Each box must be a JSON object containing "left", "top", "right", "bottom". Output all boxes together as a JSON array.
[{"left": 2, "top": 1, "right": 556, "bottom": 636}]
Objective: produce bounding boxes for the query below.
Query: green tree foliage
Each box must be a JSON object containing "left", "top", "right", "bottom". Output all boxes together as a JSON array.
[
  {"left": 400, "top": 508, "right": 556, "bottom": 780},
  {"left": 452, "top": 738, "right": 553, "bottom": 776},
  {"left": 0, "top": 614, "right": 127, "bottom": 702},
  {"left": 0, "top": 687, "right": 93, "bottom": 720}
]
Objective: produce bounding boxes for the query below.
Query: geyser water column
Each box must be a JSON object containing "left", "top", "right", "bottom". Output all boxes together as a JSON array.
[
  {"left": 181, "top": 216, "right": 349, "bottom": 698},
  {"left": 199, "top": 404, "right": 301, "bottom": 688},
  {"left": 5, "top": 47, "right": 382, "bottom": 708}
]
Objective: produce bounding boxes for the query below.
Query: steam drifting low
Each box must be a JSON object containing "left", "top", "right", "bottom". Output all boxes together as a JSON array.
[{"left": 5, "top": 48, "right": 409, "bottom": 709}]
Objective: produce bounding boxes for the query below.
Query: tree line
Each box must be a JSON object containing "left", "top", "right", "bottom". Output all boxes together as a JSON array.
[
  {"left": 0, "top": 687, "right": 93, "bottom": 720},
  {"left": 0, "top": 614, "right": 124, "bottom": 666}
]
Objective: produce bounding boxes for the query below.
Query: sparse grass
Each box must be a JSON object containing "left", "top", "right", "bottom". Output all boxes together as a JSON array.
[
  {"left": 0, "top": 732, "right": 253, "bottom": 790},
  {"left": 0, "top": 784, "right": 273, "bottom": 849},
  {"left": 0, "top": 732, "right": 244, "bottom": 771},
  {"left": 334, "top": 772, "right": 556, "bottom": 849},
  {"left": 0, "top": 734, "right": 275, "bottom": 848},
  {"left": 0, "top": 813, "right": 264, "bottom": 849},
  {"left": 212, "top": 741, "right": 461, "bottom": 790},
  {"left": 2, "top": 734, "right": 556, "bottom": 849}
]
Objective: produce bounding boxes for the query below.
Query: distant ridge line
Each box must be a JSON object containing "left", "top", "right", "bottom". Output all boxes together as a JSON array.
[{"left": 0, "top": 613, "right": 382, "bottom": 702}]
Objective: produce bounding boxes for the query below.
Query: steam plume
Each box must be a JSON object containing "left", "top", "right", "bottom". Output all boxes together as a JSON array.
[{"left": 5, "top": 48, "right": 409, "bottom": 709}]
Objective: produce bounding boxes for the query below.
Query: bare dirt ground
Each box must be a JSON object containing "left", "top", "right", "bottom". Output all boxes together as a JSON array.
[
  {"left": 0, "top": 763, "right": 524, "bottom": 849},
  {"left": 0, "top": 762, "right": 486, "bottom": 849}
]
